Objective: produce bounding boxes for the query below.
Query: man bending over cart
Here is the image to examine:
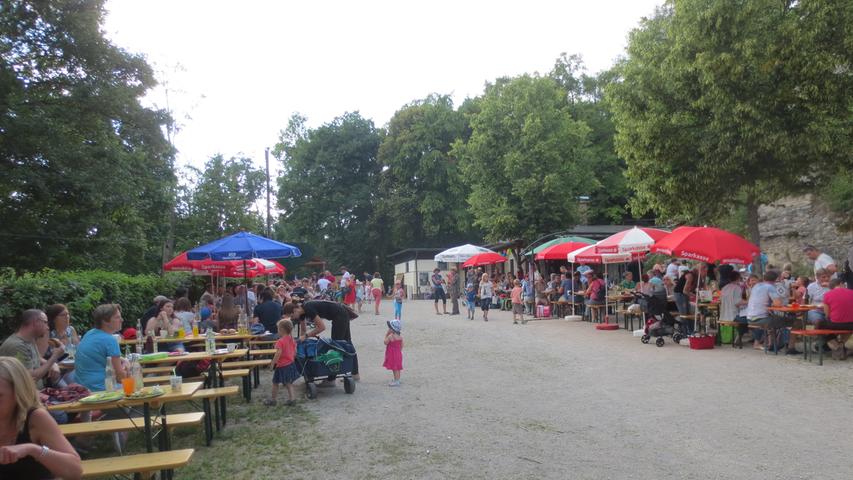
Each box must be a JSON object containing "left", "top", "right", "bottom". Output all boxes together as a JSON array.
[{"left": 285, "top": 301, "right": 359, "bottom": 383}]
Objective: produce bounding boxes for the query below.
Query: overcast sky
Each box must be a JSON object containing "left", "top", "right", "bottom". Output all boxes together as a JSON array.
[{"left": 103, "top": 0, "right": 662, "bottom": 171}]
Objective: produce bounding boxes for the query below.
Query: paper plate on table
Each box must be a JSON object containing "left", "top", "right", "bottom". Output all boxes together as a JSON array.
[
  {"left": 214, "top": 348, "right": 229, "bottom": 355},
  {"left": 126, "top": 387, "right": 165, "bottom": 400},
  {"left": 79, "top": 391, "right": 124, "bottom": 404}
]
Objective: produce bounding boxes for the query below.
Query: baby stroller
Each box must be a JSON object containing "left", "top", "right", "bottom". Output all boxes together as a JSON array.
[
  {"left": 296, "top": 337, "right": 357, "bottom": 399},
  {"left": 635, "top": 292, "right": 684, "bottom": 347}
]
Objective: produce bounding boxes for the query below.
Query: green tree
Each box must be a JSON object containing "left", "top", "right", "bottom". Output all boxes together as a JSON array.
[
  {"left": 608, "top": 0, "right": 853, "bottom": 245},
  {"left": 273, "top": 112, "right": 383, "bottom": 273},
  {"left": 376, "top": 94, "right": 477, "bottom": 248},
  {"left": 453, "top": 75, "right": 594, "bottom": 243},
  {"left": 551, "top": 54, "right": 632, "bottom": 223},
  {"left": 174, "top": 155, "right": 266, "bottom": 252},
  {"left": 0, "top": 0, "right": 175, "bottom": 273}
]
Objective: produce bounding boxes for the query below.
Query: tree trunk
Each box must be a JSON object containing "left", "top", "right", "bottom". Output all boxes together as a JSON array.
[{"left": 745, "top": 192, "right": 762, "bottom": 274}]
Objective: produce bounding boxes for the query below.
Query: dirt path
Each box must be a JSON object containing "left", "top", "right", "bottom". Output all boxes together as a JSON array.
[{"left": 256, "top": 300, "right": 853, "bottom": 479}]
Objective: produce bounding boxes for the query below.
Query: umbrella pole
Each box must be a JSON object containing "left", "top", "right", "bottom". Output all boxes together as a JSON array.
[
  {"left": 604, "top": 264, "right": 609, "bottom": 323},
  {"left": 570, "top": 262, "right": 575, "bottom": 316},
  {"left": 243, "top": 259, "right": 249, "bottom": 313}
]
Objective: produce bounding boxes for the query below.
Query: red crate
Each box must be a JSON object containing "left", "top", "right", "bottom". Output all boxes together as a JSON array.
[{"left": 688, "top": 335, "right": 715, "bottom": 350}]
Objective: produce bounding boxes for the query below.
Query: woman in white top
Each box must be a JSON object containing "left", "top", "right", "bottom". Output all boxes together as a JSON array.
[{"left": 478, "top": 273, "right": 494, "bottom": 322}]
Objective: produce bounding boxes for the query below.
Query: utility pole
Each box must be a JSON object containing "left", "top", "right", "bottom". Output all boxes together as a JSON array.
[{"left": 265, "top": 147, "right": 271, "bottom": 237}]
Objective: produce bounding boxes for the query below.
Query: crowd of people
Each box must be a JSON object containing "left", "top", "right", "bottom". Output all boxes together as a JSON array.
[
  {"left": 0, "top": 265, "right": 411, "bottom": 476},
  {"left": 1, "top": 245, "right": 849, "bottom": 476}
]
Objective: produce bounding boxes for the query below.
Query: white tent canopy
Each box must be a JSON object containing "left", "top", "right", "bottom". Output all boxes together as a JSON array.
[{"left": 434, "top": 244, "right": 495, "bottom": 263}]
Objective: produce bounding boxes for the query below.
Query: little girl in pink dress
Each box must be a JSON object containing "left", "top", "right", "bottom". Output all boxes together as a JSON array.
[{"left": 383, "top": 320, "right": 403, "bottom": 386}]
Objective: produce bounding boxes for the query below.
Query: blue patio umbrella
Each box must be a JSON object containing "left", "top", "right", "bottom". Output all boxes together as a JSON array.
[
  {"left": 186, "top": 231, "right": 302, "bottom": 261},
  {"left": 187, "top": 231, "right": 302, "bottom": 310}
]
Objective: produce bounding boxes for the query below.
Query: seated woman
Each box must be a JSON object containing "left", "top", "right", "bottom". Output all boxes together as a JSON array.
[
  {"left": 46, "top": 305, "right": 79, "bottom": 351},
  {"left": 0, "top": 357, "right": 82, "bottom": 479},
  {"left": 534, "top": 278, "right": 549, "bottom": 307},
  {"left": 583, "top": 271, "right": 606, "bottom": 322},
  {"left": 173, "top": 297, "right": 195, "bottom": 338},
  {"left": 620, "top": 271, "right": 636, "bottom": 290},
  {"left": 144, "top": 298, "right": 184, "bottom": 352},
  {"left": 819, "top": 278, "right": 853, "bottom": 360},
  {"left": 217, "top": 294, "right": 240, "bottom": 331},
  {"left": 75, "top": 304, "right": 127, "bottom": 393}
]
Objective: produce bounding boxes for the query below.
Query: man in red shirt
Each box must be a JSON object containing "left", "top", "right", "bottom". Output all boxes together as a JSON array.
[{"left": 821, "top": 278, "right": 853, "bottom": 360}]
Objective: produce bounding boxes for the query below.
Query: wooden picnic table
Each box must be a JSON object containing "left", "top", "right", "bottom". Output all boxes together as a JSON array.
[
  {"left": 139, "top": 349, "right": 248, "bottom": 365},
  {"left": 120, "top": 333, "right": 256, "bottom": 346},
  {"left": 769, "top": 304, "right": 821, "bottom": 330},
  {"left": 49, "top": 381, "right": 202, "bottom": 456}
]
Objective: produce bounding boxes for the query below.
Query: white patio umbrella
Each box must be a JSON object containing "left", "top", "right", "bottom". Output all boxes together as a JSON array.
[
  {"left": 434, "top": 244, "right": 496, "bottom": 263},
  {"left": 434, "top": 244, "right": 496, "bottom": 306},
  {"left": 567, "top": 243, "right": 645, "bottom": 325}
]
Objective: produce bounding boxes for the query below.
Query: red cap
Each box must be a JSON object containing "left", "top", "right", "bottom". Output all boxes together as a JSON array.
[{"left": 122, "top": 328, "right": 138, "bottom": 340}]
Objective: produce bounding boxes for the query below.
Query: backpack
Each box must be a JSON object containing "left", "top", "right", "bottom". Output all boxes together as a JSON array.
[{"left": 592, "top": 280, "right": 606, "bottom": 302}]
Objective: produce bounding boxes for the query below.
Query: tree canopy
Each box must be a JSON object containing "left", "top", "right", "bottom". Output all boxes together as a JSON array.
[
  {"left": 608, "top": 0, "right": 853, "bottom": 243},
  {"left": 376, "top": 94, "right": 478, "bottom": 248},
  {"left": 453, "top": 74, "right": 595, "bottom": 242},
  {"left": 273, "top": 112, "right": 383, "bottom": 273},
  {"left": 173, "top": 154, "right": 266, "bottom": 253},
  {"left": 0, "top": 0, "right": 175, "bottom": 273}
]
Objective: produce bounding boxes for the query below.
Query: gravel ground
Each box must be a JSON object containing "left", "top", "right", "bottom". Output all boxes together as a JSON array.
[{"left": 214, "top": 299, "right": 853, "bottom": 479}]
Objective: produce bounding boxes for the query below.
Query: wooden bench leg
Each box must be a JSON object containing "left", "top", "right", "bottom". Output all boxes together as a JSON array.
[
  {"left": 253, "top": 366, "right": 260, "bottom": 388},
  {"left": 202, "top": 399, "right": 212, "bottom": 446},
  {"left": 242, "top": 375, "right": 251, "bottom": 403}
]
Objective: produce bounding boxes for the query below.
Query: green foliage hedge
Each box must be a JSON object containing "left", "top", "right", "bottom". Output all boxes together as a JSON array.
[{"left": 0, "top": 269, "right": 190, "bottom": 338}]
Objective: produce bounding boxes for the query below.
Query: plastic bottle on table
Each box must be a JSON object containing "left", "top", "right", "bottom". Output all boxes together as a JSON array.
[
  {"left": 104, "top": 362, "right": 116, "bottom": 392},
  {"left": 205, "top": 328, "right": 215, "bottom": 354},
  {"left": 131, "top": 356, "right": 143, "bottom": 393},
  {"left": 135, "top": 320, "right": 144, "bottom": 353}
]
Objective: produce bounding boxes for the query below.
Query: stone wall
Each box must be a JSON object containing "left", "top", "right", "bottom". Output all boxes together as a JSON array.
[{"left": 758, "top": 194, "right": 853, "bottom": 270}]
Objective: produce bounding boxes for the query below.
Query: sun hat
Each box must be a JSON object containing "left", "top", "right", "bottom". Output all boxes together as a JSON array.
[{"left": 386, "top": 319, "right": 401, "bottom": 334}]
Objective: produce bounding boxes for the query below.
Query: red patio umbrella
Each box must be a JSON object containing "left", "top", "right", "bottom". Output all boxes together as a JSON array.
[
  {"left": 462, "top": 252, "right": 507, "bottom": 268},
  {"left": 594, "top": 227, "right": 671, "bottom": 254},
  {"left": 535, "top": 241, "right": 595, "bottom": 261},
  {"left": 651, "top": 226, "right": 760, "bottom": 333},
  {"left": 650, "top": 226, "right": 759, "bottom": 265}
]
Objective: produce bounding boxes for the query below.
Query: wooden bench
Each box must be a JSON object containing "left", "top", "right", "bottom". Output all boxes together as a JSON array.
[
  {"left": 250, "top": 340, "right": 278, "bottom": 347},
  {"left": 143, "top": 375, "right": 204, "bottom": 385},
  {"left": 191, "top": 386, "right": 240, "bottom": 444},
  {"left": 220, "top": 368, "right": 252, "bottom": 402},
  {"left": 222, "top": 359, "right": 270, "bottom": 388},
  {"left": 82, "top": 448, "right": 194, "bottom": 479},
  {"left": 618, "top": 309, "right": 642, "bottom": 331},
  {"left": 142, "top": 366, "right": 177, "bottom": 375},
  {"left": 60, "top": 412, "right": 204, "bottom": 438},
  {"left": 789, "top": 329, "right": 851, "bottom": 365},
  {"left": 248, "top": 348, "right": 276, "bottom": 357}
]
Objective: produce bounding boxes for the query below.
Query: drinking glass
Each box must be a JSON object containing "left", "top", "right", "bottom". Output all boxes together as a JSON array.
[{"left": 122, "top": 377, "right": 135, "bottom": 396}]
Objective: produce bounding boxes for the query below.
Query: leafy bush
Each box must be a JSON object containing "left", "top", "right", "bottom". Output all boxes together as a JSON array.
[{"left": 0, "top": 269, "right": 189, "bottom": 338}]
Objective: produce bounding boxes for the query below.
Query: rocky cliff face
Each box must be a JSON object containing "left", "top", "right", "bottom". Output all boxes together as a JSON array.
[{"left": 759, "top": 194, "right": 853, "bottom": 269}]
